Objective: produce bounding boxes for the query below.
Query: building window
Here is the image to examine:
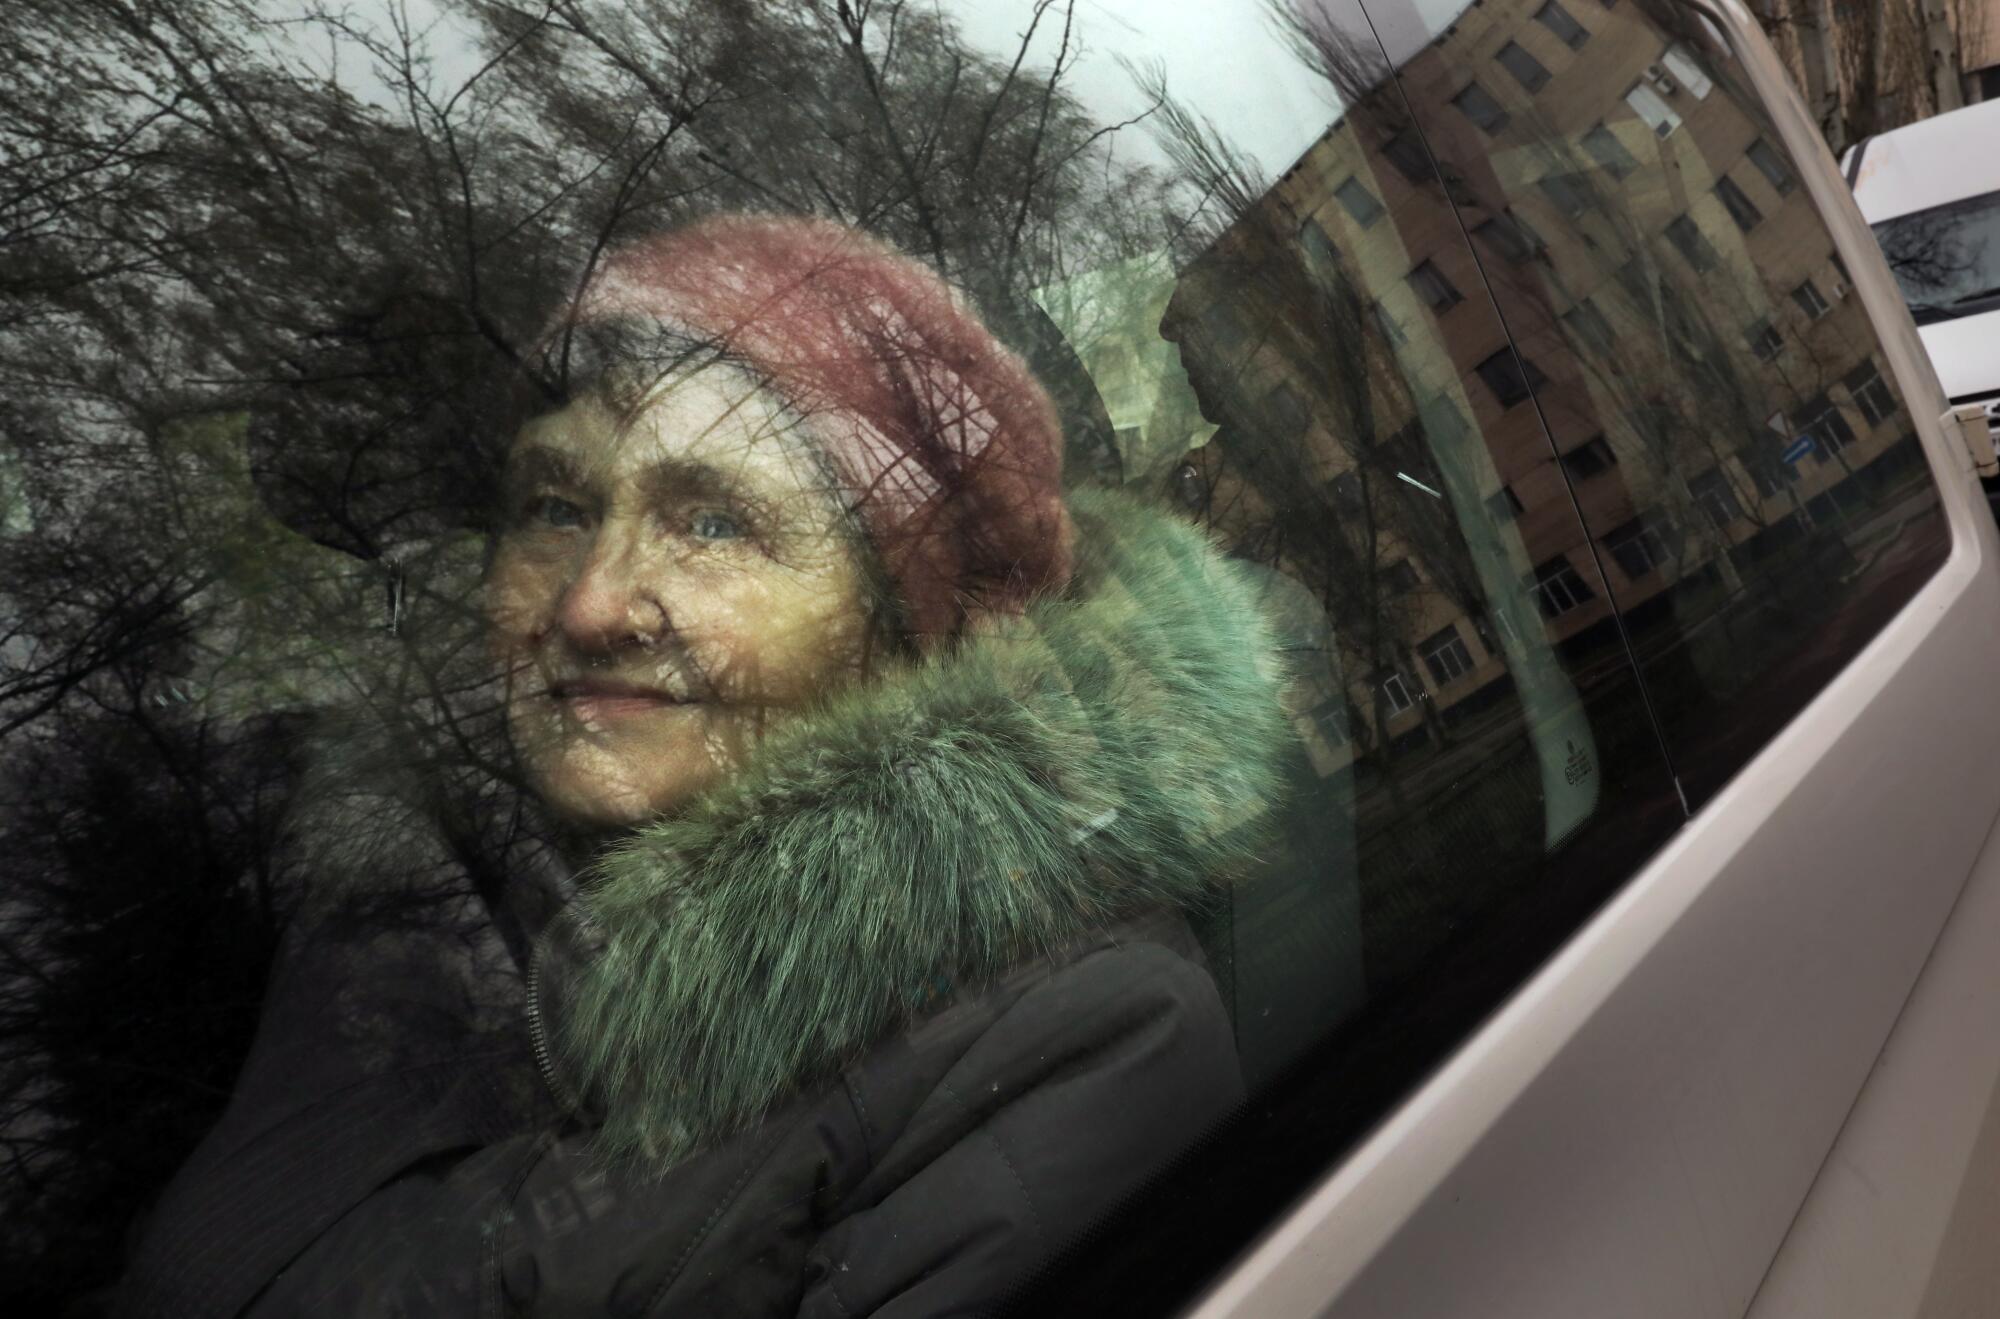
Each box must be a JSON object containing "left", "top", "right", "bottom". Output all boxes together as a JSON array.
[
  {"left": 1661, "top": 44, "right": 1715, "bottom": 99},
  {"left": 1559, "top": 435, "right": 1617, "bottom": 480},
  {"left": 1625, "top": 82, "right": 1681, "bottom": 136},
  {"left": 1739, "top": 443, "right": 1796, "bottom": 497},
  {"left": 1615, "top": 256, "right": 1653, "bottom": 309},
  {"left": 1792, "top": 277, "right": 1831, "bottom": 319},
  {"left": 1475, "top": 210, "right": 1542, "bottom": 263},
  {"left": 1664, "top": 214, "right": 1717, "bottom": 271},
  {"left": 1308, "top": 696, "right": 1352, "bottom": 749},
  {"left": 1744, "top": 138, "right": 1795, "bottom": 194},
  {"left": 1530, "top": 555, "right": 1596, "bottom": 617},
  {"left": 1265, "top": 382, "right": 1310, "bottom": 440},
  {"left": 1714, "top": 174, "right": 1764, "bottom": 231},
  {"left": 1603, "top": 516, "right": 1670, "bottom": 580},
  {"left": 1497, "top": 40, "right": 1552, "bottom": 93},
  {"left": 1746, "top": 318, "right": 1783, "bottom": 362},
  {"left": 1334, "top": 175, "right": 1385, "bottom": 228},
  {"left": 1421, "top": 624, "right": 1477, "bottom": 686},
  {"left": 1382, "top": 129, "right": 1433, "bottom": 187},
  {"left": 1409, "top": 258, "right": 1463, "bottom": 312},
  {"left": 1299, "top": 216, "right": 1340, "bottom": 268},
  {"left": 1382, "top": 559, "right": 1421, "bottom": 593},
  {"left": 1845, "top": 360, "right": 1898, "bottom": 426},
  {"left": 1453, "top": 81, "right": 1510, "bottom": 134},
  {"left": 1800, "top": 394, "right": 1856, "bottom": 459},
  {"left": 1689, "top": 466, "right": 1743, "bottom": 527},
  {"left": 1377, "top": 421, "right": 1440, "bottom": 489},
  {"left": 1535, "top": 170, "right": 1594, "bottom": 219},
  {"left": 1580, "top": 122, "right": 1637, "bottom": 179},
  {"left": 1475, "top": 348, "right": 1546, "bottom": 407},
  {"left": 1377, "top": 669, "right": 1419, "bottom": 715},
  {"left": 1370, "top": 299, "right": 1406, "bottom": 345},
  {"left": 1563, "top": 298, "right": 1615, "bottom": 356},
  {"left": 1534, "top": 1, "right": 1592, "bottom": 50},
  {"left": 1488, "top": 484, "right": 1524, "bottom": 521},
  {"left": 1328, "top": 470, "right": 1365, "bottom": 515}
]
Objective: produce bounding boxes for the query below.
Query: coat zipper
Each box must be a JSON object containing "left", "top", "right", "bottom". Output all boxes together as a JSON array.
[{"left": 524, "top": 933, "right": 583, "bottom": 1114}]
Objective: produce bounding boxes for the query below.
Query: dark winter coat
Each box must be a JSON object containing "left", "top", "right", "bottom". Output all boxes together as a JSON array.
[{"left": 118, "top": 486, "right": 1293, "bottom": 1318}]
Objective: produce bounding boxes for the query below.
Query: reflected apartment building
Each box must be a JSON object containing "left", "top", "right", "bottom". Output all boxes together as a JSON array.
[{"left": 1142, "top": 0, "right": 1922, "bottom": 774}]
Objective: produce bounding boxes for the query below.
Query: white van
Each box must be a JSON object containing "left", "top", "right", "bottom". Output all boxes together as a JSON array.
[
  {"left": 1846, "top": 97, "right": 2000, "bottom": 455},
  {"left": 23, "top": 0, "right": 2000, "bottom": 1316}
]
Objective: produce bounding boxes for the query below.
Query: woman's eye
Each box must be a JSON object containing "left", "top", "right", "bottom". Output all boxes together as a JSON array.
[
  {"left": 690, "top": 510, "right": 744, "bottom": 541},
  {"left": 524, "top": 495, "right": 588, "bottom": 530}
]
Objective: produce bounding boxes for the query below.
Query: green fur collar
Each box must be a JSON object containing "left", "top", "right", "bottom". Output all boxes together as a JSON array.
[{"left": 537, "top": 485, "right": 1292, "bottom": 1166}]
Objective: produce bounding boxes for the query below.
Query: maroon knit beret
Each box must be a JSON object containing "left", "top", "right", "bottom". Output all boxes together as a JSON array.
[{"left": 558, "top": 214, "right": 1075, "bottom": 646}]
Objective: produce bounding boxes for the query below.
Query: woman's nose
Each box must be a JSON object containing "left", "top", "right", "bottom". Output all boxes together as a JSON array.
[{"left": 553, "top": 526, "right": 669, "bottom": 652}]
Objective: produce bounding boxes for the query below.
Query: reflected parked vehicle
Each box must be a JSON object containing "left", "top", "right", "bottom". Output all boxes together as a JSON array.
[{"left": 1845, "top": 96, "right": 2000, "bottom": 477}]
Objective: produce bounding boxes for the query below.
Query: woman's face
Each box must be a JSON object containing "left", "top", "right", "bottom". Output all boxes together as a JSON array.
[{"left": 486, "top": 363, "right": 876, "bottom": 830}]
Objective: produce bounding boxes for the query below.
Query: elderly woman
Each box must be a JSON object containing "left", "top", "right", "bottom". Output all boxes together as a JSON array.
[{"left": 122, "top": 216, "right": 1291, "bottom": 1317}]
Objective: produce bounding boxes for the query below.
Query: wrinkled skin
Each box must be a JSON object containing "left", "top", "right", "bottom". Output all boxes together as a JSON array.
[{"left": 485, "top": 364, "right": 877, "bottom": 829}]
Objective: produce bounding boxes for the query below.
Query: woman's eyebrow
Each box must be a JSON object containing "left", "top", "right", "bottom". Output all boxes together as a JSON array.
[
  {"left": 634, "top": 457, "right": 758, "bottom": 504},
  {"left": 504, "top": 444, "right": 590, "bottom": 489}
]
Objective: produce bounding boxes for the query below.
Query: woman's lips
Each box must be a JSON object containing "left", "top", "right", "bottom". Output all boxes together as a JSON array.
[{"left": 546, "top": 680, "right": 693, "bottom": 721}]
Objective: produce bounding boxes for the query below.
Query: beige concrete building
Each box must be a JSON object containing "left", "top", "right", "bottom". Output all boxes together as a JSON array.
[{"left": 1121, "top": 0, "right": 1925, "bottom": 771}]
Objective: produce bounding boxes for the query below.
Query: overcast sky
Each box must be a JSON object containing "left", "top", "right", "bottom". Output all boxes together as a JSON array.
[
  {"left": 333, "top": 0, "right": 1479, "bottom": 184},
  {"left": 938, "top": 0, "right": 1340, "bottom": 180}
]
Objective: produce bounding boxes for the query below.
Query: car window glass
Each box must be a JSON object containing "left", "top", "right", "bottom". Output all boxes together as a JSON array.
[
  {"left": 2, "top": 0, "right": 1948, "bottom": 1313},
  {"left": 1871, "top": 188, "right": 2000, "bottom": 317},
  {"left": 1376, "top": 0, "right": 1948, "bottom": 812}
]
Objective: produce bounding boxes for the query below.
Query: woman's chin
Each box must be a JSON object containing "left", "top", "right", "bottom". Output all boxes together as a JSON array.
[{"left": 528, "top": 749, "right": 722, "bottom": 831}]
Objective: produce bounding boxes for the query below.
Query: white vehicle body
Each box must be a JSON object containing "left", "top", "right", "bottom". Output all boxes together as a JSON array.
[
  {"left": 1181, "top": 4, "right": 2000, "bottom": 1316},
  {"left": 1846, "top": 97, "right": 2000, "bottom": 436}
]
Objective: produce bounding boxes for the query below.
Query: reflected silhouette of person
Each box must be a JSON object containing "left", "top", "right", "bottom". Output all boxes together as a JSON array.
[{"left": 122, "top": 215, "right": 1293, "bottom": 1317}]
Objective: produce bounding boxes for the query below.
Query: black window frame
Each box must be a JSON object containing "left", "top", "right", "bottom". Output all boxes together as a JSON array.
[
  {"left": 1419, "top": 623, "right": 1477, "bottom": 686},
  {"left": 1714, "top": 173, "right": 1764, "bottom": 231},
  {"left": 1496, "top": 40, "right": 1552, "bottom": 93},
  {"left": 1475, "top": 347, "right": 1547, "bottom": 407},
  {"left": 1334, "top": 175, "right": 1385, "bottom": 228},
  {"left": 1409, "top": 258, "right": 1465, "bottom": 313},
  {"left": 1580, "top": 122, "right": 1637, "bottom": 180},
  {"left": 1536, "top": 170, "right": 1593, "bottom": 218},
  {"left": 1602, "top": 515, "right": 1670, "bottom": 580},
  {"left": 1475, "top": 210, "right": 1542, "bottom": 263},
  {"left": 1370, "top": 299, "right": 1407, "bottom": 345},
  {"left": 1844, "top": 359, "right": 1898, "bottom": 427},
  {"left": 1746, "top": 318, "right": 1783, "bottom": 362},
  {"left": 1745, "top": 137, "right": 1796, "bottom": 194},
  {"left": 1791, "top": 277, "right": 1830, "bottom": 319},
  {"left": 1381, "top": 128, "right": 1434, "bottom": 187},
  {"left": 1328, "top": 469, "right": 1365, "bottom": 515},
  {"left": 1558, "top": 434, "right": 1617, "bottom": 480},
  {"left": 1452, "top": 80, "right": 1511, "bottom": 134},
  {"left": 1689, "top": 465, "right": 1744, "bottom": 527},
  {"left": 1563, "top": 297, "right": 1616, "bottom": 356},
  {"left": 1799, "top": 393, "right": 1856, "bottom": 459},
  {"left": 1529, "top": 554, "right": 1596, "bottom": 617},
  {"left": 1663, "top": 213, "right": 1718, "bottom": 272},
  {"left": 1534, "top": 1, "right": 1592, "bottom": 49}
]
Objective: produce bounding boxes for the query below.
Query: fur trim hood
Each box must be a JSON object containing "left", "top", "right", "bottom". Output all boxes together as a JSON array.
[{"left": 535, "top": 484, "right": 1292, "bottom": 1167}]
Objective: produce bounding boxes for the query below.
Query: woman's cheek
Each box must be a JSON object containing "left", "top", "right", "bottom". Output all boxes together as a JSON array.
[{"left": 482, "top": 554, "right": 559, "bottom": 655}]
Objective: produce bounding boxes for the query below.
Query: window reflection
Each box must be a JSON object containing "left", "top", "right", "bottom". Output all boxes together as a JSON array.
[
  {"left": 1362, "top": 0, "right": 1946, "bottom": 814},
  {"left": 6, "top": 0, "right": 1954, "bottom": 1311}
]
